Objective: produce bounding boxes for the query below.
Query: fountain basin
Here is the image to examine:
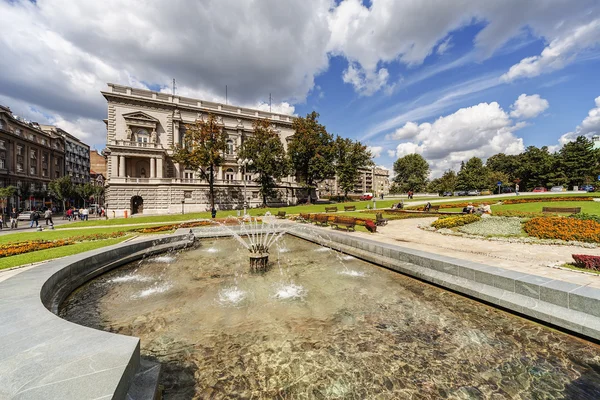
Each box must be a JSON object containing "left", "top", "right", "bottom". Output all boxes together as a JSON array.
[{"left": 3, "top": 225, "right": 600, "bottom": 398}]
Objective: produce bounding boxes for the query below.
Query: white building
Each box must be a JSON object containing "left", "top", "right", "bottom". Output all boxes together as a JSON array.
[{"left": 102, "top": 84, "right": 299, "bottom": 216}]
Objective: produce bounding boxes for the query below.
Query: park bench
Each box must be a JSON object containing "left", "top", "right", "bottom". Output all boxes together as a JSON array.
[
  {"left": 542, "top": 207, "right": 581, "bottom": 214},
  {"left": 330, "top": 216, "right": 356, "bottom": 232},
  {"left": 276, "top": 211, "right": 286, "bottom": 219},
  {"left": 423, "top": 205, "right": 440, "bottom": 212},
  {"left": 344, "top": 205, "right": 356, "bottom": 212},
  {"left": 375, "top": 213, "right": 388, "bottom": 226},
  {"left": 314, "top": 213, "right": 330, "bottom": 226},
  {"left": 325, "top": 206, "right": 338, "bottom": 213}
]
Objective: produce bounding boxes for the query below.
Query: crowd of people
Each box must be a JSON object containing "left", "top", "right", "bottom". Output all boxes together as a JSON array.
[{"left": 0, "top": 205, "right": 106, "bottom": 230}]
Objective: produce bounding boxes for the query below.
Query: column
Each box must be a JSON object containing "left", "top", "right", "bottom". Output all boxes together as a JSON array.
[
  {"left": 119, "top": 156, "right": 125, "bottom": 177},
  {"left": 150, "top": 157, "right": 156, "bottom": 178},
  {"left": 156, "top": 157, "right": 163, "bottom": 178}
]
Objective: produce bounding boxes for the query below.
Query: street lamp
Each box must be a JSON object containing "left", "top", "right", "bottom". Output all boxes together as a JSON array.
[{"left": 237, "top": 158, "right": 253, "bottom": 215}]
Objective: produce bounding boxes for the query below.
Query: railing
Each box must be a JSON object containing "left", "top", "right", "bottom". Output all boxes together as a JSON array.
[
  {"left": 109, "top": 140, "right": 164, "bottom": 149},
  {"left": 110, "top": 177, "right": 255, "bottom": 186}
]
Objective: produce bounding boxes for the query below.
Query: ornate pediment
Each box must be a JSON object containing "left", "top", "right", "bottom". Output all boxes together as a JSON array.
[{"left": 123, "top": 111, "right": 159, "bottom": 125}]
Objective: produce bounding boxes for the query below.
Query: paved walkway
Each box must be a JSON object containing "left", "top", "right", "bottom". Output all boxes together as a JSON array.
[{"left": 348, "top": 217, "right": 600, "bottom": 288}]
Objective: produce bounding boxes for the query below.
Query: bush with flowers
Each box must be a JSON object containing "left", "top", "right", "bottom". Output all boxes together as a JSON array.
[
  {"left": 431, "top": 214, "right": 480, "bottom": 229},
  {"left": 572, "top": 254, "right": 600, "bottom": 270},
  {"left": 524, "top": 217, "right": 600, "bottom": 243}
]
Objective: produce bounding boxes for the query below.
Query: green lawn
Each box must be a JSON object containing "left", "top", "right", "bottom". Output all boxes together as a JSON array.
[
  {"left": 0, "top": 237, "right": 129, "bottom": 270},
  {"left": 439, "top": 201, "right": 600, "bottom": 215}
]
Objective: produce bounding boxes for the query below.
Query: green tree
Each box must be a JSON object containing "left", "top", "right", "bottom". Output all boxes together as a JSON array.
[
  {"left": 393, "top": 153, "right": 429, "bottom": 192},
  {"left": 334, "top": 136, "right": 374, "bottom": 198},
  {"left": 17, "top": 182, "right": 32, "bottom": 210},
  {"left": 456, "top": 157, "right": 488, "bottom": 190},
  {"left": 488, "top": 171, "right": 510, "bottom": 193},
  {"left": 486, "top": 153, "right": 519, "bottom": 183},
  {"left": 556, "top": 136, "right": 598, "bottom": 188},
  {"left": 288, "top": 111, "right": 335, "bottom": 203},
  {"left": 172, "top": 114, "right": 228, "bottom": 216},
  {"left": 238, "top": 119, "right": 289, "bottom": 206},
  {"left": 427, "top": 170, "right": 458, "bottom": 194},
  {"left": 516, "top": 146, "right": 554, "bottom": 189},
  {"left": 75, "top": 183, "right": 96, "bottom": 208},
  {"left": 49, "top": 176, "right": 74, "bottom": 213},
  {"left": 0, "top": 186, "right": 16, "bottom": 216}
]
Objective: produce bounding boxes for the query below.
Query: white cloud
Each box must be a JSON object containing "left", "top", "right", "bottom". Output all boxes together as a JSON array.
[
  {"left": 342, "top": 63, "right": 394, "bottom": 96},
  {"left": 436, "top": 37, "right": 453, "bottom": 55},
  {"left": 367, "top": 146, "right": 383, "bottom": 158},
  {"left": 510, "top": 94, "right": 549, "bottom": 119},
  {"left": 502, "top": 18, "right": 600, "bottom": 82},
  {"left": 555, "top": 96, "right": 600, "bottom": 149},
  {"left": 388, "top": 101, "right": 525, "bottom": 177}
]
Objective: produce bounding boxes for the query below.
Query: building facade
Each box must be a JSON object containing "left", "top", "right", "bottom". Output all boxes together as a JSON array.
[
  {"left": 90, "top": 149, "right": 107, "bottom": 177},
  {"left": 317, "top": 166, "right": 390, "bottom": 197},
  {"left": 0, "top": 105, "right": 65, "bottom": 210},
  {"left": 103, "top": 84, "right": 299, "bottom": 216},
  {"left": 40, "top": 126, "right": 90, "bottom": 185}
]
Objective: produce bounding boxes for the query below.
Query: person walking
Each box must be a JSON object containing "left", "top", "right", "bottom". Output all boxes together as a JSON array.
[
  {"left": 44, "top": 208, "right": 53, "bottom": 226},
  {"left": 10, "top": 208, "right": 18, "bottom": 229},
  {"left": 82, "top": 207, "right": 89, "bottom": 221},
  {"left": 30, "top": 210, "right": 39, "bottom": 228},
  {"left": 515, "top": 183, "right": 520, "bottom": 196}
]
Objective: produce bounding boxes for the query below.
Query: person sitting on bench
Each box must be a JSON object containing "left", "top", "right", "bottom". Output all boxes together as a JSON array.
[
  {"left": 395, "top": 201, "right": 404, "bottom": 209},
  {"left": 463, "top": 202, "right": 475, "bottom": 214},
  {"left": 424, "top": 202, "right": 431, "bottom": 212}
]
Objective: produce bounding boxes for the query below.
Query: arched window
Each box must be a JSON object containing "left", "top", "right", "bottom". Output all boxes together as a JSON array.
[
  {"left": 136, "top": 129, "right": 149, "bottom": 143},
  {"left": 226, "top": 139, "right": 234, "bottom": 155},
  {"left": 225, "top": 168, "right": 235, "bottom": 182},
  {"left": 140, "top": 168, "right": 146, "bottom": 178}
]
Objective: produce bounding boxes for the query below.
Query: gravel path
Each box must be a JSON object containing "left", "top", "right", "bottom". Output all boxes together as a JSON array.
[{"left": 351, "top": 217, "right": 600, "bottom": 288}]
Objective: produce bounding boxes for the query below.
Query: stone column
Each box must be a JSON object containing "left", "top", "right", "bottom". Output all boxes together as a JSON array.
[
  {"left": 156, "top": 158, "right": 163, "bottom": 178},
  {"left": 119, "top": 156, "right": 125, "bottom": 177},
  {"left": 150, "top": 157, "right": 156, "bottom": 178}
]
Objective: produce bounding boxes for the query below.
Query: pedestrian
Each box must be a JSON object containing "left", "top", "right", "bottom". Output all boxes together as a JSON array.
[
  {"left": 82, "top": 207, "right": 89, "bottom": 221},
  {"left": 0, "top": 214, "right": 3, "bottom": 229},
  {"left": 515, "top": 183, "right": 520, "bottom": 196},
  {"left": 44, "top": 208, "right": 53, "bottom": 226},
  {"left": 30, "top": 210, "right": 39, "bottom": 228},
  {"left": 10, "top": 208, "right": 18, "bottom": 229},
  {"left": 73, "top": 208, "right": 79, "bottom": 220}
]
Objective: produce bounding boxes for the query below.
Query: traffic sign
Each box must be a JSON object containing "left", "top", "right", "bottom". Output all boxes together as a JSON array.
[{"left": 497, "top": 181, "right": 502, "bottom": 186}]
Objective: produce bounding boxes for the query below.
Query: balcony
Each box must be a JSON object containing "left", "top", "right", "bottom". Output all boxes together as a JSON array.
[
  {"left": 110, "top": 177, "right": 251, "bottom": 186},
  {"left": 109, "top": 140, "right": 164, "bottom": 150}
]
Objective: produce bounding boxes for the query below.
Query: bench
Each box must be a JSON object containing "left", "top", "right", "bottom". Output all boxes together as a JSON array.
[
  {"left": 330, "top": 216, "right": 356, "bottom": 232},
  {"left": 423, "top": 205, "right": 440, "bottom": 212},
  {"left": 542, "top": 207, "right": 581, "bottom": 214},
  {"left": 325, "top": 206, "right": 338, "bottom": 213},
  {"left": 344, "top": 205, "right": 356, "bottom": 212},
  {"left": 276, "top": 211, "right": 286, "bottom": 219},
  {"left": 313, "top": 213, "right": 330, "bottom": 226},
  {"left": 375, "top": 213, "right": 388, "bottom": 226}
]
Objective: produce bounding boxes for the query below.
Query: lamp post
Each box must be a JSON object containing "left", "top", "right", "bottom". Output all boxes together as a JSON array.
[{"left": 237, "top": 158, "right": 253, "bottom": 215}]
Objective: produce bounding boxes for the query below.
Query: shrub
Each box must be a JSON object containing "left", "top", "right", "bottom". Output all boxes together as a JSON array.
[
  {"left": 431, "top": 214, "right": 480, "bottom": 229},
  {"left": 524, "top": 217, "right": 600, "bottom": 243},
  {"left": 572, "top": 254, "right": 600, "bottom": 270},
  {"left": 365, "top": 219, "right": 377, "bottom": 233}
]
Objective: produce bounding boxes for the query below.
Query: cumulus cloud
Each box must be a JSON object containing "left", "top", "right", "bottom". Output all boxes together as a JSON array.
[
  {"left": 342, "top": 63, "right": 393, "bottom": 96},
  {"left": 510, "top": 94, "right": 549, "bottom": 119},
  {"left": 555, "top": 96, "right": 600, "bottom": 149},
  {"left": 367, "top": 146, "right": 383, "bottom": 158},
  {"left": 502, "top": 18, "right": 600, "bottom": 82},
  {"left": 389, "top": 101, "right": 525, "bottom": 177}
]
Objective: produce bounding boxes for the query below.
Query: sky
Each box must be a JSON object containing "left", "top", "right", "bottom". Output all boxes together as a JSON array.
[{"left": 1, "top": 0, "right": 599, "bottom": 177}]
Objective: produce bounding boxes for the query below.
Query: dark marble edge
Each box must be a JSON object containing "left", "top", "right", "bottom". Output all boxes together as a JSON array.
[{"left": 0, "top": 234, "right": 193, "bottom": 400}]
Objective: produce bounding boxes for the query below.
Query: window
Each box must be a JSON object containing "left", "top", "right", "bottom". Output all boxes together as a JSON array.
[
  {"left": 226, "top": 139, "right": 234, "bottom": 155},
  {"left": 41, "top": 138, "right": 47, "bottom": 146},
  {"left": 17, "top": 162, "right": 23, "bottom": 172},
  {"left": 0, "top": 120, "right": 4, "bottom": 130},
  {"left": 140, "top": 167, "right": 146, "bottom": 178},
  {"left": 136, "top": 129, "right": 149, "bottom": 143},
  {"left": 29, "top": 134, "right": 34, "bottom": 141},
  {"left": 30, "top": 150, "right": 36, "bottom": 159},
  {"left": 0, "top": 159, "right": 4, "bottom": 169},
  {"left": 225, "top": 168, "right": 235, "bottom": 182},
  {"left": 0, "top": 140, "right": 5, "bottom": 149},
  {"left": 30, "top": 166, "right": 37, "bottom": 175},
  {"left": 15, "top": 128, "right": 21, "bottom": 136},
  {"left": 245, "top": 173, "right": 252, "bottom": 182},
  {"left": 16, "top": 145, "right": 23, "bottom": 156}
]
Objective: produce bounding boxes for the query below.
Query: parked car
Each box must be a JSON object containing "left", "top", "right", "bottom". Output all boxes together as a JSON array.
[
  {"left": 580, "top": 185, "right": 595, "bottom": 192},
  {"left": 455, "top": 190, "right": 468, "bottom": 196},
  {"left": 467, "top": 190, "right": 480, "bottom": 196},
  {"left": 532, "top": 187, "right": 548, "bottom": 192},
  {"left": 551, "top": 186, "right": 565, "bottom": 192},
  {"left": 442, "top": 191, "right": 453, "bottom": 197},
  {"left": 359, "top": 192, "right": 373, "bottom": 201},
  {"left": 480, "top": 189, "right": 491, "bottom": 195},
  {"left": 501, "top": 187, "right": 514, "bottom": 193},
  {"left": 17, "top": 211, "right": 37, "bottom": 221}
]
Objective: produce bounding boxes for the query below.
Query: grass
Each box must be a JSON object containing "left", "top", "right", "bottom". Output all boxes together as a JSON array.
[
  {"left": 560, "top": 263, "right": 600, "bottom": 275},
  {"left": 491, "top": 201, "right": 600, "bottom": 215},
  {"left": 0, "top": 237, "right": 129, "bottom": 270}
]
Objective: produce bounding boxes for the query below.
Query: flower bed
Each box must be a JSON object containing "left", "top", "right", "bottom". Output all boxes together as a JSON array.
[
  {"left": 494, "top": 210, "right": 546, "bottom": 218},
  {"left": 459, "top": 216, "right": 523, "bottom": 236},
  {"left": 431, "top": 214, "right": 480, "bottom": 229},
  {"left": 524, "top": 217, "right": 600, "bottom": 243},
  {"left": 408, "top": 196, "right": 594, "bottom": 210},
  {"left": 572, "top": 254, "right": 600, "bottom": 270},
  {"left": 133, "top": 220, "right": 219, "bottom": 234}
]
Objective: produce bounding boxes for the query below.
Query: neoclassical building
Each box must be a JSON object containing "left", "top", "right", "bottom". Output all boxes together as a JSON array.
[{"left": 102, "top": 84, "right": 299, "bottom": 216}]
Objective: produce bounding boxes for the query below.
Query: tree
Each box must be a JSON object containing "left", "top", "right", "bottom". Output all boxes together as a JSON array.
[
  {"left": 238, "top": 119, "right": 289, "bottom": 206},
  {"left": 428, "top": 170, "right": 458, "bottom": 194},
  {"left": 16, "top": 182, "right": 32, "bottom": 210},
  {"left": 557, "top": 136, "right": 598, "bottom": 188},
  {"left": 393, "top": 153, "right": 429, "bottom": 192},
  {"left": 486, "top": 153, "right": 519, "bottom": 183},
  {"left": 288, "top": 111, "right": 335, "bottom": 203},
  {"left": 49, "top": 176, "right": 74, "bottom": 213},
  {"left": 172, "top": 114, "right": 228, "bottom": 217},
  {"left": 456, "top": 157, "right": 488, "bottom": 190},
  {"left": 334, "top": 136, "right": 373, "bottom": 198},
  {"left": 75, "top": 183, "right": 96, "bottom": 208},
  {"left": 516, "top": 146, "right": 554, "bottom": 189},
  {"left": 488, "top": 171, "right": 510, "bottom": 193},
  {"left": 0, "top": 186, "right": 16, "bottom": 216}
]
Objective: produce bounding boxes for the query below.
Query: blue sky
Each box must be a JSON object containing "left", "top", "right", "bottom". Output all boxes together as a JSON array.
[{"left": 0, "top": 0, "right": 599, "bottom": 176}]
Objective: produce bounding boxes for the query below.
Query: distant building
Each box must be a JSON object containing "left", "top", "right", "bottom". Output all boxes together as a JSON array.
[
  {"left": 593, "top": 135, "right": 600, "bottom": 150},
  {"left": 90, "top": 149, "right": 107, "bottom": 177},
  {"left": 0, "top": 105, "right": 65, "bottom": 210},
  {"left": 40, "top": 126, "right": 91, "bottom": 185},
  {"left": 318, "top": 166, "right": 390, "bottom": 197}
]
